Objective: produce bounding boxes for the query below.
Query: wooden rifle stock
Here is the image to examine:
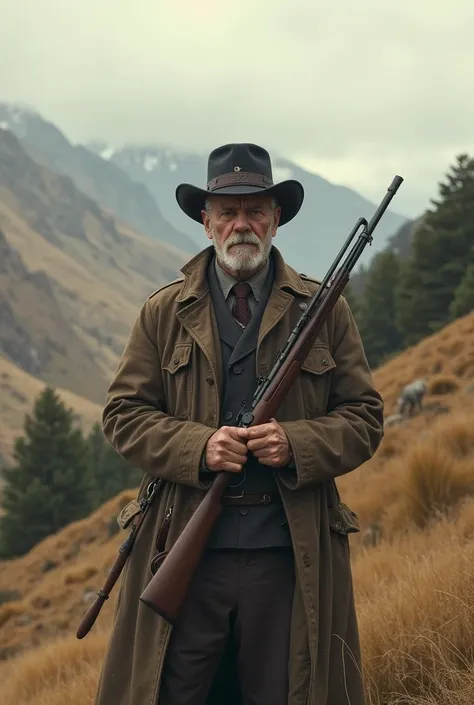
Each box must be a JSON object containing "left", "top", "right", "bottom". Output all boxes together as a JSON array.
[{"left": 140, "top": 175, "right": 404, "bottom": 624}]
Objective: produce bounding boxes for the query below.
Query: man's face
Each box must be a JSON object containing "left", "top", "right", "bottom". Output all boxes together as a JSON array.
[{"left": 202, "top": 194, "right": 281, "bottom": 278}]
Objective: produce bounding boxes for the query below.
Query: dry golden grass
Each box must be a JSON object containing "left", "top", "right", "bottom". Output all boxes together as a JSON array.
[
  {"left": 428, "top": 374, "right": 461, "bottom": 395},
  {"left": 0, "top": 312, "right": 474, "bottom": 702},
  {"left": 372, "top": 310, "right": 474, "bottom": 414},
  {"left": 356, "top": 502, "right": 474, "bottom": 705}
]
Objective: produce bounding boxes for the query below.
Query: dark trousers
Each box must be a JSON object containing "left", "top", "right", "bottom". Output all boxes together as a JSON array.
[{"left": 159, "top": 547, "right": 296, "bottom": 705}]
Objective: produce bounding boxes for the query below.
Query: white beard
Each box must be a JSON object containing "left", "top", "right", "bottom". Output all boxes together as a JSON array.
[{"left": 211, "top": 227, "right": 273, "bottom": 277}]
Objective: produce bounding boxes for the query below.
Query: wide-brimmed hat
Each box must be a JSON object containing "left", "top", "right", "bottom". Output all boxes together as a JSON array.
[{"left": 175, "top": 143, "right": 304, "bottom": 226}]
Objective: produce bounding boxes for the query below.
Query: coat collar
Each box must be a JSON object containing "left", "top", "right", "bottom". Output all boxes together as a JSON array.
[{"left": 176, "top": 245, "right": 313, "bottom": 303}]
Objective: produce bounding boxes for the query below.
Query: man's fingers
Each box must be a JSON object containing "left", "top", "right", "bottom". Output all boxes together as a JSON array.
[
  {"left": 238, "top": 423, "right": 273, "bottom": 439},
  {"left": 246, "top": 436, "right": 269, "bottom": 452},
  {"left": 224, "top": 438, "right": 249, "bottom": 455},
  {"left": 220, "top": 461, "right": 244, "bottom": 473}
]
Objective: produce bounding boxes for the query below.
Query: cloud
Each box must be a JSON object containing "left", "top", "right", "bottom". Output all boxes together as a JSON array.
[{"left": 1, "top": 0, "right": 473, "bottom": 216}]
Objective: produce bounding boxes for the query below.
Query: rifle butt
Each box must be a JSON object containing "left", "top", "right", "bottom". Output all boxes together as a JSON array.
[
  {"left": 76, "top": 595, "right": 107, "bottom": 639},
  {"left": 139, "top": 473, "right": 230, "bottom": 623}
]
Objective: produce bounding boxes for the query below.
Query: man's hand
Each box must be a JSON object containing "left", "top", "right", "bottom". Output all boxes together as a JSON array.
[
  {"left": 204, "top": 426, "right": 248, "bottom": 473},
  {"left": 238, "top": 418, "right": 292, "bottom": 468}
]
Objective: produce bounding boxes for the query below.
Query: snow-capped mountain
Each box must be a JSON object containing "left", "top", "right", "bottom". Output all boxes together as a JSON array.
[
  {"left": 0, "top": 103, "right": 198, "bottom": 255},
  {"left": 86, "top": 140, "right": 408, "bottom": 276}
]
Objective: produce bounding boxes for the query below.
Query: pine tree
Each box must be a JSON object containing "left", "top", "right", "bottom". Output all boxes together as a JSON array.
[
  {"left": 87, "top": 422, "right": 142, "bottom": 507},
  {"left": 450, "top": 262, "right": 474, "bottom": 319},
  {"left": 358, "top": 250, "right": 403, "bottom": 366},
  {"left": 0, "top": 386, "right": 93, "bottom": 558},
  {"left": 343, "top": 282, "right": 361, "bottom": 321},
  {"left": 396, "top": 154, "right": 474, "bottom": 345}
]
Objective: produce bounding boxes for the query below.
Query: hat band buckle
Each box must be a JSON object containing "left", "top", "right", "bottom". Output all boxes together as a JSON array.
[{"left": 207, "top": 171, "right": 273, "bottom": 192}]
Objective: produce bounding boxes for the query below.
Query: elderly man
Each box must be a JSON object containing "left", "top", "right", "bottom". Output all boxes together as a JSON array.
[{"left": 93, "top": 143, "right": 384, "bottom": 705}]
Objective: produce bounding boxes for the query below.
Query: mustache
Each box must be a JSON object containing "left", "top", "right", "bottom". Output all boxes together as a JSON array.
[{"left": 225, "top": 232, "right": 261, "bottom": 249}]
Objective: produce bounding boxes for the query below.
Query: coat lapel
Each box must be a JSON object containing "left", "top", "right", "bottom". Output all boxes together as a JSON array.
[
  {"left": 174, "top": 245, "right": 314, "bottom": 391},
  {"left": 176, "top": 294, "right": 223, "bottom": 396}
]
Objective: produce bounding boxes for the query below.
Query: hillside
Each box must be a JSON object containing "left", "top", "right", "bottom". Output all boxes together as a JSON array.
[
  {"left": 0, "top": 311, "right": 474, "bottom": 704},
  {"left": 0, "top": 356, "right": 102, "bottom": 467},
  {"left": 0, "top": 103, "right": 197, "bottom": 255},
  {"left": 0, "top": 128, "right": 189, "bottom": 460},
  {"left": 85, "top": 141, "right": 409, "bottom": 276}
]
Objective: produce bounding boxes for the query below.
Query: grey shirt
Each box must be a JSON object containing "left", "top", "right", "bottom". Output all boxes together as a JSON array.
[{"left": 214, "top": 257, "right": 271, "bottom": 325}]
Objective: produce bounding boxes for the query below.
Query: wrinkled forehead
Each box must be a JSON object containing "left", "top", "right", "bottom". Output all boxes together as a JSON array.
[{"left": 206, "top": 193, "right": 275, "bottom": 211}]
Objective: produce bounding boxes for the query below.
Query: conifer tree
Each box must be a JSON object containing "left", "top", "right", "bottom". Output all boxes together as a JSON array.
[
  {"left": 396, "top": 154, "right": 474, "bottom": 345},
  {"left": 358, "top": 250, "right": 403, "bottom": 366},
  {"left": 0, "top": 386, "right": 93, "bottom": 558},
  {"left": 343, "top": 282, "right": 361, "bottom": 321},
  {"left": 450, "top": 262, "right": 474, "bottom": 319},
  {"left": 87, "top": 422, "right": 142, "bottom": 507}
]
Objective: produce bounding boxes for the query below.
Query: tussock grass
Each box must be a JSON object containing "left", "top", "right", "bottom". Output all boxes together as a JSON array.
[
  {"left": 402, "top": 443, "right": 474, "bottom": 528},
  {"left": 429, "top": 374, "right": 461, "bottom": 395},
  {"left": 0, "top": 628, "right": 108, "bottom": 705},
  {"left": 355, "top": 505, "right": 474, "bottom": 704}
]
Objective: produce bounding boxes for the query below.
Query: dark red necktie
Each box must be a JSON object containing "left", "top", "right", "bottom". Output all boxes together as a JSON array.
[{"left": 232, "top": 282, "right": 252, "bottom": 326}]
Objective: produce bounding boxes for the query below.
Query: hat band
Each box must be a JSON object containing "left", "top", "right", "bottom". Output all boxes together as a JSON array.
[{"left": 207, "top": 171, "right": 273, "bottom": 192}]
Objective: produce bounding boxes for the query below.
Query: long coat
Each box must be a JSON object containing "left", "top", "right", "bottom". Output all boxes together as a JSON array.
[{"left": 93, "top": 245, "right": 384, "bottom": 705}]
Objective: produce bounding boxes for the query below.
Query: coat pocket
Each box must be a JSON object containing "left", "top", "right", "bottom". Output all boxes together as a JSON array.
[
  {"left": 300, "top": 345, "right": 336, "bottom": 416},
  {"left": 162, "top": 342, "right": 194, "bottom": 419},
  {"left": 117, "top": 499, "right": 142, "bottom": 530}
]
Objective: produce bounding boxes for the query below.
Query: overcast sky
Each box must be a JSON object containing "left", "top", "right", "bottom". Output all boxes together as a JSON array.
[{"left": 1, "top": 0, "right": 473, "bottom": 217}]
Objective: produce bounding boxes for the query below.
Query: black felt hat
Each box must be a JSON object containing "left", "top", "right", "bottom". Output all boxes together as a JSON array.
[{"left": 175, "top": 143, "right": 304, "bottom": 226}]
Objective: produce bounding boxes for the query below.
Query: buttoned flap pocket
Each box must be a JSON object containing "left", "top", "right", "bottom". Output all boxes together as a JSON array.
[
  {"left": 162, "top": 343, "right": 193, "bottom": 419},
  {"left": 300, "top": 345, "right": 336, "bottom": 415},
  {"left": 117, "top": 499, "right": 141, "bottom": 530},
  {"left": 301, "top": 345, "right": 336, "bottom": 375},
  {"left": 328, "top": 502, "right": 361, "bottom": 535},
  {"left": 163, "top": 343, "right": 193, "bottom": 374}
]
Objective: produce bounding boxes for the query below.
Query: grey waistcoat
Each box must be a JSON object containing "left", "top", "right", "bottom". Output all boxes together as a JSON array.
[{"left": 205, "top": 256, "right": 292, "bottom": 550}]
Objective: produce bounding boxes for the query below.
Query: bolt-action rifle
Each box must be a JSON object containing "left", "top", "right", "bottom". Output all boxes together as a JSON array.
[{"left": 76, "top": 175, "right": 403, "bottom": 638}]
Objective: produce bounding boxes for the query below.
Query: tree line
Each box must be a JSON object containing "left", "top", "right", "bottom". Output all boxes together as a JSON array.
[
  {"left": 0, "top": 386, "right": 141, "bottom": 559},
  {"left": 346, "top": 153, "right": 474, "bottom": 368}
]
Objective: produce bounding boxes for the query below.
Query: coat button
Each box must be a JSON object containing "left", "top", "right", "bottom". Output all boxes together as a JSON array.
[
  {"left": 322, "top": 358, "right": 328, "bottom": 366},
  {"left": 239, "top": 508, "right": 248, "bottom": 516},
  {"left": 206, "top": 376, "right": 214, "bottom": 385},
  {"left": 232, "top": 365, "right": 243, "bottom": 375},
  {"left": 173, "top": 357, "right": 180, "bottom": 365},
  {"left": 224, "top": 411, "right": 233, "bottom": 421},
  {"left": 299, "top": 302, "right": 308, "bottom": 311}
]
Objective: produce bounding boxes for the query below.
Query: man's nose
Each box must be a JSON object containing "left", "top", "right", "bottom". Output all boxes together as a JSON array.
[{"left": 233, "top": 210, "right": 250, "bottom": 231}]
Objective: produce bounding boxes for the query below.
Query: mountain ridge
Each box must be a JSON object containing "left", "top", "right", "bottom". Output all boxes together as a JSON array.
[
  {"left": 0, "top": 128, "right": 189, "bottom": 461},
  {"left": 86, "top": 140, "right": 409, "bottom": 276},
  {"left": 0, "top": 102, "right": 197, "bottom": 255}
]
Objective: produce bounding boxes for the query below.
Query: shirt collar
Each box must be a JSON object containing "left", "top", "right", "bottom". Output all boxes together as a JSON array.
[{"left": 214, "top": 256, "right": 271, "bottom": 302}]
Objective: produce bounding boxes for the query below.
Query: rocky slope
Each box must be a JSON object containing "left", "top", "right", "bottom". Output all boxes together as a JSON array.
[
  {"left": 0, "top": 128, "right": 189, "bottom": 460},
  {"left": 0, "top": 103, "right": 197, "bottom": 255}
]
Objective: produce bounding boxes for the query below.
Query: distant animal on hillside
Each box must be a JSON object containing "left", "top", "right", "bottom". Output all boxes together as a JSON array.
[{"left": 397, "top": 378, "right": 428, "bottom": 417}]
